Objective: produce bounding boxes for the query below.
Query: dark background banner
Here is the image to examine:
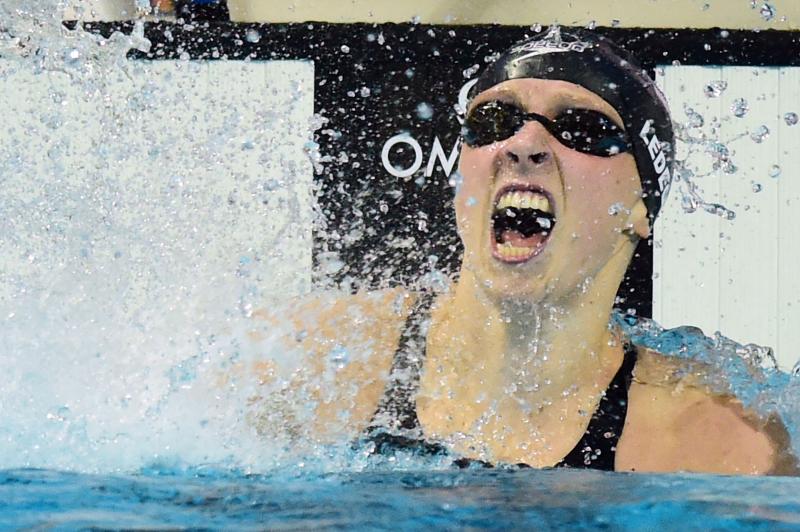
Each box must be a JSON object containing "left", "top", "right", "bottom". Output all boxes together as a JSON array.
[{"left": 85, "top": 20, "right": 800, "bottom": 318}]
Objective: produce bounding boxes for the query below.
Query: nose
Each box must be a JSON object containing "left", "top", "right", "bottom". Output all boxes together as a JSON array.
[{"left": 497, "top": 122, "right": 553, "bottom": 172}]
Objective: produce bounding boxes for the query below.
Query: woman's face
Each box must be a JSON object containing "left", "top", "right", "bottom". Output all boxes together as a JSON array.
[{"left": 456, "top": 78, "right": 648, "bottom": 303}]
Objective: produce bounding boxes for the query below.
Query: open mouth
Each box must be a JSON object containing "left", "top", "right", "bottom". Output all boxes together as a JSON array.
[{"left": 491, "top": 186, "right": 557, "bottom": 264}]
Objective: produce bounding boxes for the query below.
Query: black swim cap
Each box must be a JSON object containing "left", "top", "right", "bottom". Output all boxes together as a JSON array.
[{"left": 469, "top": 27, "right": 674, "bottom": 225}]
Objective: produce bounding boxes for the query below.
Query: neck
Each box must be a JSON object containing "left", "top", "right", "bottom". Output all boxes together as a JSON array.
[{"left": 426, "top": 241, "right": 635, "bottom": 409}]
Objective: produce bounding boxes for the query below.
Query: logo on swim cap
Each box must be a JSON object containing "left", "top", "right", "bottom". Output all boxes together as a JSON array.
[
  {"left": 510, "top": 39, "right": 593, "bottom": 62},
  {"left": 639, "top": 119, "right": 672, "bottom": 199}
]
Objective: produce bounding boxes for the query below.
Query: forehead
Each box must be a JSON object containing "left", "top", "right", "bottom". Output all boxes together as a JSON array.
[{"left": 469, "top": 78, "right": 625, "bottom": 126}]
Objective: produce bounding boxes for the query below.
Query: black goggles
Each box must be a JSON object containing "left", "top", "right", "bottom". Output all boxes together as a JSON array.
[{"left": 461, "top": 100, "right": 632, "bottom": 157}]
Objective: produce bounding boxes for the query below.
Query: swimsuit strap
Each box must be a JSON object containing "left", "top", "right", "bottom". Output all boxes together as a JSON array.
[
  {"left": 365, "top": 291, "right": 437, "bottom": 438},
  {"left": 555, "top": 341, "right": 638, "bottom": 470},
  {"left": 364, "top": 295, "right": 638, "bottom": 471}
]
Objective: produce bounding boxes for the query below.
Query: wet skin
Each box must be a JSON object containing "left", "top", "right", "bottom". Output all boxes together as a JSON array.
[{"left": 245, "top": 79, "right": 797, "bottom": 475}]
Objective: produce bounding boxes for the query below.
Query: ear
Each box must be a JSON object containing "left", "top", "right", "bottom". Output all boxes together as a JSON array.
[{"left": 624, "top": 199, "right": 651, "bottom": 240}]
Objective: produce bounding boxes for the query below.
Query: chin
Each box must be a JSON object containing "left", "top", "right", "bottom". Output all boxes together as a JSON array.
[{"left": 463, "top": 258, "right": 553, "bottom": 306}]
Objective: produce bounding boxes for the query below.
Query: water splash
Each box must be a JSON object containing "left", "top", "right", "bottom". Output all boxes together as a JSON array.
[
  {"left": 618, "top": 313, "right": 800, "bottom": 457},
  {"left": 0, "top": 1, "right": 318, "bottom": 473},
  {"left": 0, "top": 2, "right": 150, "bottom": 81}
]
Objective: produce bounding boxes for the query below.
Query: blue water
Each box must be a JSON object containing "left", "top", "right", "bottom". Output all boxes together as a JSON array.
[{"left": 4, "top": 467, "right": 800, "bottom": 530}]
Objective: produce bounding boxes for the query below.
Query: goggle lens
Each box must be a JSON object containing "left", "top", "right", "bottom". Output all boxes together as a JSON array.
[{"left": 462, "top": 101, "right": 631, "bottom": 157}]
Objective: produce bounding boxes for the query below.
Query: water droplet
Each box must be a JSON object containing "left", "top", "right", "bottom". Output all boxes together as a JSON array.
[
  {"left": 328, "top": 345, "right": 350, "bottom": 370},
  {"left": 608, "top": 202, "right": 626, "bottom": 216},
  {"left": 752, "top": 182, "right": 763, "bottom": 192},
  {"left": 586, "top": 20, "right": 597, "bottom": 30},
  {"left": 416, "top": 102, "right": 433, "bottom": 120},
  {"left": 722, "top": 160, "right": 738, "bottom": 174},
  {"left": 463, "top": 64, "right": 480, "bottom": 78},
  {"left": 611, "top": 19, "right": 620, "bottom": 27},
  {"left": 703, "top": 80, "right": 727, "bottom": 98},
  {"left": 448, "top": 170, "right": 464, "bottom": 190},
  {"left": 466, "top": 196, "right": 477, "bottom": 207},
  {"left": 731, "top": 98, "right": 749, "bottom": 118},
  {"left": 704, "top": 43, "right": 712, "bottom": 51},
  {"left": 769, "top": 164, "right": 781, "bottom": 178},
  {"left": 684, "top": 107, "right": 704, "bottom": 127},
  {"left": 704, "top": 203, "right": 736, "bottom": 220},
  {"left": 245, "top": 29, "right": 261, "bottom": 43},
  {"left": 784, "top": 112, "right": 798, "bottom": 125},
  {"left": 377, "top": 33, "right": 385, "bottom": 45},
  {"left": 720, "top": 30, "right": 730, "bottom": 38},
  {"left": 359, "top": 86, "right": 371, "bottom": 97},
  {"left": 750, "top": 125, "right": 770, "bottom": 143},
  {"left": 411, "top": 15, "right": 421, "bottom": 24},
  {"left": 340, "top": 45, "right": 350, "bottom": 53},
  {"left": 760, "top": 2, "right": 776, "bottom": 21}
]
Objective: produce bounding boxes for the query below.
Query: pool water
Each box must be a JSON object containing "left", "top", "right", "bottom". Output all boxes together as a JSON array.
[{"left": 5, "top": 466, "right": 800, "bottom": 529}]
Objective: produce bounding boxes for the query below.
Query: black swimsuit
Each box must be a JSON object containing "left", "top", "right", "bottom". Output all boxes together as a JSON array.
[{"left": 363, "top": 292, "right": 639, "bottom": 470}]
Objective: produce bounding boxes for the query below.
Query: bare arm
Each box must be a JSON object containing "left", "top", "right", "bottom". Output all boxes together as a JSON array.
[
  {"left": 617, "top": 348, "right": 799, "bottom": 475},
  {"left": 240, "top": 288, "right": 414, "bottom": 442}
]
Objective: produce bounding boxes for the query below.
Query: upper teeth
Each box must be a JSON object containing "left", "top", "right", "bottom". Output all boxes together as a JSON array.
[{"left": 496, "top": 190, "right": 552, "bottom": 213}]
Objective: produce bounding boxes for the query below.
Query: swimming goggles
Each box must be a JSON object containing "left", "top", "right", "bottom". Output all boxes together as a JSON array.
[{"left": 461, "top": 100, "right": 632, "bottom": 157}]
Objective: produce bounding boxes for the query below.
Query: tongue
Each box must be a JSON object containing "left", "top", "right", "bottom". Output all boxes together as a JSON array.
[{"left": 500, "top": 230, "right": 547, "bottom": 248}]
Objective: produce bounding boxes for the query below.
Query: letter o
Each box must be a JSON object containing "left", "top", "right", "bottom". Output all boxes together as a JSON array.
[{"left": 381, "top": 133, "right": 423, "bottom": 178}]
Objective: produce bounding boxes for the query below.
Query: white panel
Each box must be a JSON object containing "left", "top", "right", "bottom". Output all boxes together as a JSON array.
[
  {"left": 0, "top": 58, "right": 314, "bottom": 310},
  {"left": 655, "top": 65, "right": 800, "bottom": 369},
  {"left": 717, "top": 67, "right": 780, "bottom": 349},
  {"left": 777, "top": 67, "right": 800, "bottom": 367},
  {"left": 654, "top": 66, "right": 722, "bottom": 336}
]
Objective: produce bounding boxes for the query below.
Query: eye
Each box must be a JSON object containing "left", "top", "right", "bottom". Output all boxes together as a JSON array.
[
  {"left": 464, "top": 101, "right": 522, "bottom": 146},
  {"left": 553, "top": 108, "right": 629, "bottom": 155}
]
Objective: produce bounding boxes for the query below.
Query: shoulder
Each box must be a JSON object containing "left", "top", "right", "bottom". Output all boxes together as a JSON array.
[
  {"left": 251, "top": 287, "right": 413, "bottom": 338},
  {"left": 244, "top": 287, "right": 420, "bottom": 439},
  {"left": 617, "top": 346, "right": 798, "bottom": 475}
]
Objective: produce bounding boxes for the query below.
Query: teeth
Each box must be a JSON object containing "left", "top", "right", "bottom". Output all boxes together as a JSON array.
[
  {"left": 496, "top": 242, "right": 536, "bottom": 260},
  {"left": 496, "top": 190, "right": 551, "bottom": 213}
]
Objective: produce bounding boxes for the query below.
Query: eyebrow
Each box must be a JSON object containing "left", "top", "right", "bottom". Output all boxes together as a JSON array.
[{"left": 467, "top": 91, "right": 524, "bottom": 115}]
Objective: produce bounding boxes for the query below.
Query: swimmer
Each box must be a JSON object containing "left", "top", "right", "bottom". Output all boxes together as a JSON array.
[{"left": 249, "top": 27, "right": 798, "bottom": 475}]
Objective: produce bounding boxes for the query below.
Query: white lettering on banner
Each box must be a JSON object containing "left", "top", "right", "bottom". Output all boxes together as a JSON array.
[
  {"left": 639, "top": 119, "right": 672, "bottom": 193},
  {"left": 381, "top": 133, "right": 423, "bottom": 178},
  {"left": 425, "top": 137, "right": 460, "bottom": 177},
  {"left": 381, "top": 134, "right": 460, "bottom": 179}
]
